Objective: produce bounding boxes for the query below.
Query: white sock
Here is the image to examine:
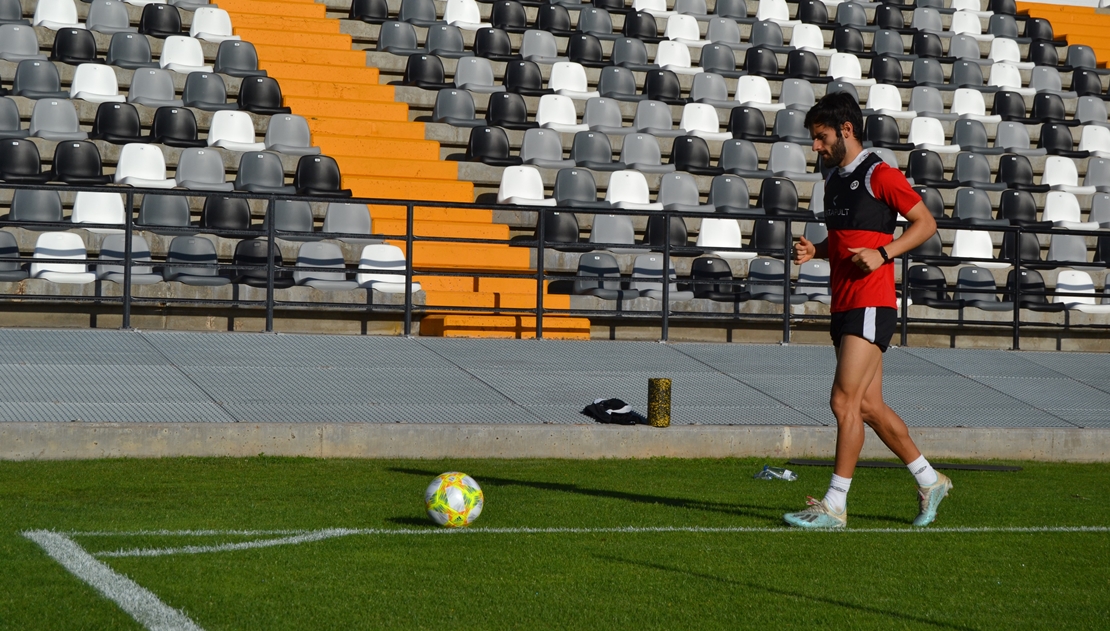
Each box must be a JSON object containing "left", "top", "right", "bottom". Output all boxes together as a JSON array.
[
  {"left": 908, "top": 455, "right": 939, "bottom": 487},
  {"left": 823, "top": 474, "right": 852, "bottom": 513}
]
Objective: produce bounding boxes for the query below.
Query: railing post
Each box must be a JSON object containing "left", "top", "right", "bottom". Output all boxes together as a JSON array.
[
  {"left": 1012, "top": 224, "right": 1022, "bottom": 350},
  {"left": 265, "top": 196, "right": 275, "bottom": 333},
  {"left": 122, "top": 190, "right": 134, "bottom": 330},
  {"left": 535, "top": 206, "right": 545, "bottom": 339},
  {"left": 782, "top": 218, "right": 792, "bottom": 344},
  {"left": 900, "top": 251, "right": 909, "bottom": 347},
  {"left": 661, "top": 210, "right": 671, "bottom": 342},
  {"left": 404, "top": 202, "right": 414, "bottom": 337}
]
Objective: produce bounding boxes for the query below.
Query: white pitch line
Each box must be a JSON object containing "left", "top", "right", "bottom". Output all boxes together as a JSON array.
[
  {"left": 83, "top": 525, "right": 1110, "bottom": 559},
  {"left": 23, "top": 530, "right": 204, "bottom": 631}
]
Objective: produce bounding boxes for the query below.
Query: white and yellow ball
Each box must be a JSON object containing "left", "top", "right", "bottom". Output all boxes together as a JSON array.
[{"left": 425, "top": 472, "right": 484, "bottom": 528}]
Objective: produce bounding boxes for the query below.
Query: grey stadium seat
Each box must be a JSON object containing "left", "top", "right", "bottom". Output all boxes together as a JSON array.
[
  {"left": 553, "top": 167, "right": 609, "bottom": 209},
  {"left": 433, "top": 89, "right": 485, "bottom": 128},
  {"left": 954, "top": 266, "right": 1013, "bottom": 311},
  {"left": 571, "top": 131, "right": 624, "bottom": 171},
  {"left": 0, "top": 230, "right": 28, "bottom": 282},
  {"left": 9, "top": 190, "right": 63, "bottom": 223},
  {"left": 267, "top": 200, "right": 318, "bottom": 240},
  {"left": 30, "top": 99, "right": 87, "bottom": 141},
  {"left": 107, "top": 32, "right": 158, "bottom": 69},
  {"left": 584, "top": 97, "right": 633, "bottom": 135},
  {"left": 454, "top": 57, "right": 505, "bottom": 94},
  {"left": 377, "top": 21, "right": 423, "bottom": 56},
  {"left": 620, "top": 134, "right": 675, "bottom": 173},
  {"left": 0, "top": 24, "right": 46, "bottom": 62},
  {"left": 589, "top": 214, "right": 640, "bottom": 251},
  {"left": 214, "top": 40, "right": 267, "bottom": 78},
  {"left": 86, "top": 0, "right": 137, "bottom": 35},
  {"left": 235, "top": 151, "right": 295, "bottom": 194},
  {"left": 128, "top": 68, "right": 183, "bottom": 107},
  {"left": 264, "top": 114, "right": 321, "bottom": 156},
  {"left": 597, "top": 65, "right": 646, "bottom": 102},
  {"left": 690, "top": 73, "right": 735, "bottom": 110},
  {"left": 164, "top": 236, "right": 231, "bottom": 286},
  {"left": 183, "top": 72, "right": 236, "bottom": 111},
  {"left": 707, "top": 174, "right": 753, "bottom": 214},
  {"left": 12, "top": 60, "right": 68, "bottom": 99},
  {"left": 748, "top": 258, "right": 807, "bottom": 304},
  {"left": 294, "top": 241, "right": 359, "bottom": 291},
  {"left": 634, "top": 100, "right": 684, "bottom": 138},
  {"left": 0, "top": 96, "right": 28, "bottom": 139},
  {"left": 631, "top": 254, "right": 695, "bottom": 300},
  {"left": 573, "top": 251, "right": 636, "bottom": 300},
  {"left": 138, "top": 195, "right": 192, "bottom": 230},
  {"left": 97, "top": 234, "right": 162, "bottom": 285},
  {"left": 658, "top": 172, "right": 712, "bottom": 212},
  {"left": 521, "top": 128, "right": 576, "bottom": 169},
  {"left": 174, "top": 147, "right": 233, "bottom": 191},
  {"left": 322, "top": 202, "right": 376, "bottom": 245}
]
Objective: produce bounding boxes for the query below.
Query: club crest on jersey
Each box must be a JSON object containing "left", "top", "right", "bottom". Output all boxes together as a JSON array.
[{"left": 850, "top": 180, "right": 860, "bottom": 190}]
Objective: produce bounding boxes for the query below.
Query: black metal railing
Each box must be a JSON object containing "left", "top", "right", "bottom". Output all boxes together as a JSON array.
[{"left": 0, "top": 180, "right": 1107, "bottom": 348}]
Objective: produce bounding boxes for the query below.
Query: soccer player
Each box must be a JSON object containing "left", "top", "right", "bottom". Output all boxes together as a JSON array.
[{"left": 784, "top": 92, "right": 953, "bottom": 529}]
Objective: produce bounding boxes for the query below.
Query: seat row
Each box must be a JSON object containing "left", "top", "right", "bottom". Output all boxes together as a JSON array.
[
  {"left": 24, "top": 0, "right": 226, "bottom": 39},
  {"left": 0, "top": 229, "right": 418, "bottom": 293}
]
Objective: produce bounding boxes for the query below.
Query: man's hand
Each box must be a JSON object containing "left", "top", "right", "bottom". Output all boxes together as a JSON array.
[
  {"left": 794, "top": 235, "right": 816, "bottom": 264},
  {"left": 847, "top": 247, "right": 886, "bottom": 273}
]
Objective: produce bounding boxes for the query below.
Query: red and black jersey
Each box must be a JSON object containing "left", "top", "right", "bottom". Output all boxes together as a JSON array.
[{"left": 823, "top": 151, "right": 922, "bottom": 312}]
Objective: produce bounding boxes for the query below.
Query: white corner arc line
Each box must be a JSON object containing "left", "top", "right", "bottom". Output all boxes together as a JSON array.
[
  {"left": 23, "top": 530, "right": 204, "bottom": 631},
  {"left": 83, "top": 525, "right": 1110, "bottom": 559}
]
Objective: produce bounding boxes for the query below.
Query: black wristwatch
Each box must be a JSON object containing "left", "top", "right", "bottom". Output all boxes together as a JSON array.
[{"left": 877, "top": 246, "right": 891, "bottom": 263}]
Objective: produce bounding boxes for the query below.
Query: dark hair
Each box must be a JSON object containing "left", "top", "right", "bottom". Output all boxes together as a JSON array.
[{"left": 803, "top": 91, "right": 863, "bottom": 142}]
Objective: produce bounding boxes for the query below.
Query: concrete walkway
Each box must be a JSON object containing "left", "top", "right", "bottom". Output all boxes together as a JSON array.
[{"left": 1, "top": 329, "right": 1108, "bottom": 461}]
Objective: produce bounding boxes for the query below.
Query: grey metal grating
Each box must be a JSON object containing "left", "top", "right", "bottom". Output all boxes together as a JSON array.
[{"left": 0, "top": 329, "right": 1106, "bottom": 428}]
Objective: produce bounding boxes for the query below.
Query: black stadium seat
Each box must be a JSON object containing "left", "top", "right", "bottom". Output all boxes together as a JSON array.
[
  {"left": 238, "top": 77, "right": 292, "bottom": 115},
  {"left": 49, "top": 140, "right": 112, "bottom": 185},
  {"left": 295, "top": 155, "right": 353, "bottom": 198},
  {"left": 91, "top": 102, "right": 146, "bottom": 144},
  {"left": 148, "top": 106, "right": 207, "bottom": 148},
  {"left": 0, "top": 138, "right": 49, "bottom": 182}
]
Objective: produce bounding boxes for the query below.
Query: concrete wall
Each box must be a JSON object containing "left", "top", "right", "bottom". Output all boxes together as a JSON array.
[{"left": 3, "top": 423, "right": 1108, "bottom": 462}]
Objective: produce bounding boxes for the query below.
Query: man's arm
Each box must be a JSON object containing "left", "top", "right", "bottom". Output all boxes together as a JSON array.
[
  {"left": 846, "top": 202, "right": 936, "bottom": 273},
  {"left": 793, "top": 235, "right": 828, "bottom": 265}
]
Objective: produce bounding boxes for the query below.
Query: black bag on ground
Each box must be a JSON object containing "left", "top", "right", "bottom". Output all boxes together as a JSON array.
[{"left": 581, "top": 398, "right": 647, "bottom": 425}]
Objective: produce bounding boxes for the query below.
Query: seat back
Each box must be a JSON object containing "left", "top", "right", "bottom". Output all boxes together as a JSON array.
[
  {"left": 357, "top": 244, "right": 408, "bottom": 286},
  {"left": 166, "top": 236, "right": 220, "bottom": 279},
  {"left": 208, "top": 110, "right": 256, "bottom": 145},
  {"left": 161, "top": 37, "right": 208, "bottom": 69},
  {"left": 13, "top": 60, "right": 62, "bottom": 96},
  {"left": 707, "top": 174, "right": 749, "bottom": 210},
  {"left": 322, "top": 203, "right": 372, "bottom": 236},
  {"left": 71, "top": 191, "right": 125, "bottom": 228},
  {"left": 497, "top": 165, "right": 547, "bottom": 202},
  {"left": 265, "top": 114, "right": 314, "bottom": 151},
  {"left": 201, "top": 196, "right": 251, "bottom": 230},
  {"left": 521, "top": 127, "right": 565, "bottom": 162},
  {"left": 52, "top": 140, "right": 106, "bottom": 182},
  {"left": 455, "top": 57, "right": 496, "bottom": 89},
  {"left": 115, "top": 143, "right": 167, "bottom": 182},
  {"left": 92, "top": 102, "right": 142, "bottom": 139},
  {"left": 31, "top": 231, "right": 88, "bottom": 276},
  {"left": 129, "top": 68, "right": 177, "bottom": 103},
  {"left": 575, "top": 251, "right": 622, "bottom": 293},
  {"left": 671, "top": 135, "right": 712, "bottom": 171},
  {"left": 10, "top": 190, "right": 62, "bottom": 222},
  {"left": 52, "top": 28, "right": 98, "bottom": 64},
  {"left": 0, "top": 24, "right": 42, "bottom": 58},
  {"left": 570, "top": 131, "right": 613, "bottom": 166},
  {"left": 108, "top": 32, "right": 154, "bottom": 68},
  {"left": 176, "top": 147, "right": 228, "bottom": 188},
  {"left": 150, "top": 106, "right": 200, "bottom": 143},
  {"left": 214, "top": 40, "right": 262, "bottom": 76},
  {"left": 183, "top": 72, "right": 229, "bottom": 107},
  {"left": 139, "top": 3, "right": 181, "bottom": 36},
  {"left": 138, "top": 194, "right": 190, "bottom": 228},
  {"left": 238, "top": 76, "right": 287, "bottom": 113},
  {"left": 605, "top": 171, "right": 653, "bottom": 206},
  {"left": 30, "top": 99, "right": 82, "bottom": 137},
  {"left": 620, "top": 134, "right": 664, "bottom": 167},
  {"left": 553, "top": 168, "right": 599, "bottom": 205}
]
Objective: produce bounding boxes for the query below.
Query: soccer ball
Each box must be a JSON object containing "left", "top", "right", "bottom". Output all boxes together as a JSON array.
[{"left": 425, "top": 472, "right": 484, "bottom": 528}]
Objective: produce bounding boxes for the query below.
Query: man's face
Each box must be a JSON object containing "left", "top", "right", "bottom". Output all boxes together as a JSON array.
[{"left": 811, "top": 123, "right": 848, "bottom": 167}]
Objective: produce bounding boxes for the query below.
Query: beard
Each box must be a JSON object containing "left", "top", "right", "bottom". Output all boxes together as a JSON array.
[{"left": 823, "top": 133, "right": 848, "bottom": 167}]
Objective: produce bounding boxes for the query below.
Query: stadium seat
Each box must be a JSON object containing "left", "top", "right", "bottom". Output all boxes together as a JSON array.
[
  {"left": 954, "top": 152, "right": 1006, "bottom": 191},
  {"left": 445, "top": 0, "right": 491, "bottom": 30},
  {"left": 30, "top": 99, "right": 87, "bottom": 141},
  {"left": 454, "top": 57, "right": 504, "bottom": 94},
  {"left": 631, "top": 254, "right": 695, "bottom": 300},
  {"left": 433, "top": 89, "right": 484, "bottom": 128},
  {"left": 550, "top": 62, "right": 600, "bottom": 100},
  {"left": 0, "top": 25, "right": 44, "bottom": 63},
  {"left": 9, "top": 190, "right": 62, "bottom": 221},
  {"left": 50, "top": 140, "right": 112, "bottom": 185},
  {"left": 474, "top": 28, "right": 516, "bottom": 62},
  {"left": 322, "top": 204, "right": 374, "bottom": 246},
  {"left": 231, "top": 238, "right": 293, "bottom": 289},
  {"left": 12, "top": 60, "right": 68, "bottom": 99},
  {"left": 1043, "top": 157, "right": 1097, "bottom": 195},
  {"left": 644, "top": 69, "right": 684, "bottom": 105},
  {"left": 768, "top": 142, "right": 820, "bottom": 181},
  {"left": 658, "top": 171, "right": 712, "bottom": 212},
  {"left": 465, "top": 126, "right": 520, "bottom": 166},
  {"left": 0, "top": 97, "right": 27, "bottom": 139},
  {"left": 578, "top": 7, "right": 618, "bottom": 40},
  {"left": 570, "top": 131, "right": 624, "bottom": 172},
  {"left": 65, "top": 64, "right": 123, "bottom": 104},
  {"left": 954, "top": 266, "right": 1013, "bottom": 312},
  {"left": 51, "top": 28, "right": 99, "bottom": 64},
  {"left": 521, "top": 30, "right": 568, "bottom": 65},
  {"left": 207, "top": 111, "right": 265, "bottom": 152},
  {"left": 0, "top": 231, "right": 27, "bottom": 282},
  {"left": 148, "top": 106, "right": 205, "bottom": 147},
  {"left": 491, "top": 1, "right": 527, "bottom": 32},
  {"left": 574, "top": 251, "right": 635, "bottom": 301},
  {"left": 719, "top": 138, "right": 770, "bottom": 179},
  {"left": 107, "top": 33, "right": 158, "bottom": 69},
  {"left": 70, "top": 191, "right": 124, "bottom": 232},
  {"left": 596, "top": 66, "right": 644, "bottom": 103},
  {"left": 201, "top": 195, "right": 252, "bottom": 231},
  {"left": 294, "top": 242, "right": 360, "bottom": 291},
  {"left": 137, "top": 194, "right": 191, "bottom": 229},
  {"left": 214, "top": 41, "right": 266, "bottom": 78},
  {"left": 190, "top": 7, "right": 239, "bottom": 43},
  {"left": 175, "top": 148, "right": 232, "bottom": 191},
  {"left": 378, "top": 21, "right": 422, "bottom": 56},
  {"left": 90, "top": 102, "right": 144, "bottom": 144},
  {"left": 0, "top": 0, "right": 28, "bottom": 26},
  {"left": 1043, "top": 191, "right": 1098, "bottom": 230},
  {"left": 583, "top": 98, "right": 632, "bottom": 136},
  {"left": 0, "top": 139, "right": 49, "bottom": 182},
  {"left": 679, "top": 103, "right": 730, "bottom": 141},
  {"left": 796, "top": 259, "right": 831, "bottom": 304},
  {"left": 535, "top": 4, "right": 573, "bottom": 37},
  {"left": 114, "top": 143, "right": 175, "bottom": 187},
  {"left": 553, "top": 168, "right": 608, "bottom": 209},
  {"left": 696, "top": 217, "right": 753, "bottom": 259},
  {"left": 160, "top": 36, "right": 213, "bottom": 73},
  {"left": 707, "top": 174, "right": 753, "bottom": 215},
  {"left": 665, "top": 14, "right": 706, "bottom": 48},
  {"left": 690, "top": 256, "right": 748, "bottom": 301},
  {"left": 264, "top": 114, "right": 320, "bottom": 156},
  {"left": 521, "top": 128, "right": 576, "bottom": 168},
  {"left": 670, "top": 135, "right": 722, "bottom": 176},
  {"left": 487, "top": 93, "right": 536, "bottom": 131},
  {"left": 357, "top": 244, "right": 418, "bottom": 292},
  {"left": 139, "top": 4, "right": 181, "bottom": 38},
  {"left": 1053, "top": 269, "right": 1110, "bottom": 313},
  {"left": 951, "top": 230, "right": 1008, "bottom": 269},
  {"left": 605, "top": 170, "right": 664, "bottom": 211},
  {"left": 295, "top": 155, "right": 352, "bottom": 197},
  {"left": 504, "top": 60, "right": 549, "bottom": 96},
  {"left": 620, "top": 134, "right": 675, "bottom": 174},
  {"left": 1005, "top": 268, "right": 1061, "bottom": 311},
  {"left": 237, "top": 77, "right": 291, "bottom": 115},
  {"left": 399, "top": 0, "right": 438, "bottom": 27},
  {"left": 748, "top": 258, "right": 806, "bottom": 304},
  {"left": 497, "top": 165, "right": 555, "bottom": 205},
  {"left": 907, "top": 264, "right": 961, "bottom": 308},
  {"left": 33, "top": 0, "right": 82, "bottom": 30},
  {"left": 537, "top": 94, "right": 588, "bottom": 133},
  {"left": 31, "top": 232, "right": 95, "bottom": 284},
  {"left": 164, "top": 236, "right": 230, "bottom": 286},
  {"left": 655, "top": 41, "right": 700, "bottom": 75},
  {"left": 952, "top": 188, "right": 1003, "bottom": 225},
  {"left": 349, "top": 0, "right": 388, "bottom": 23},
  {"left": 267, "top": 200, "right": 317, "bottom": 240}
]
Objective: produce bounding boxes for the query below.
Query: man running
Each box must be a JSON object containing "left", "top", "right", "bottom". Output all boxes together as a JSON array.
[{"left": 785, "top": 92, "right": 952, "bottom": 529}]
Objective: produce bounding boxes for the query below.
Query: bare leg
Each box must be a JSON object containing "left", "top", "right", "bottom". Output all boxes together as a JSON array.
[
  {"left": 859, "top": 354, "right": 923, "bottom": 465},
  {"left": 830, "top": 335, "right": 884, "bottom": 479}
]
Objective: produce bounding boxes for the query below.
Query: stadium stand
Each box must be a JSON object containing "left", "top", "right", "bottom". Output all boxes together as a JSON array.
[{"left": 1, "top": 0, "right": 1110, "bottom": 346}]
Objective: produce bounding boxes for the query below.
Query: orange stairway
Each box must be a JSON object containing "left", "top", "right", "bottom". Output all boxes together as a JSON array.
[
  {"left": 1018, "top": 2, "right": 1110, "bottom": 63},
  {"left": 217, "top": 0, "right": 590, "bottom": 338}
]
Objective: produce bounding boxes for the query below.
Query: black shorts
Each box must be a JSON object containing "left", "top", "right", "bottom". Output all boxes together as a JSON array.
[{"left": 830, "top": 307, "right": 897, "bottom": 352}]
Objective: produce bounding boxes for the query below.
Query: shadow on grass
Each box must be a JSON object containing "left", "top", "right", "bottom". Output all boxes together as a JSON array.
[
  {"left": 595, "top": 554, "right": 978, "bottom": 631},
  {"left": 386, "top": 516, "right": 436, "bottom": 528},
  {"left": 388, "top": 467, "right": 790, "bottom": 523}
]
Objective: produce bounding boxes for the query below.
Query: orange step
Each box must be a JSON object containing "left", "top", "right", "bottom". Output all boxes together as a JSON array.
[
  {"left": 288, "top": 98, "right": 409, "bottom": 120},
  {"left": 374, "top": 219, "right": 508, "bottom": 239},
  {"left": 313, "top": 136, "right": 441, "bottom": 160},
  {"left": 252, "top": 46, "right": 368, "bottom": 67},
  {"left": 234, "top": 29, "right": 353, "bottom": 50},
  {"left": 422, "top": 291, "right": 570, "bottom": 310},
  {"left": 219, "top": 0, "right": 325, "bottom": 18},
  {"left": 416, "top": 276, "right": 553, "bottom": 293},
  {"left": 304, "top": 117, "right": 436, "bottom": 138},
  {"left": 374, "top": 206, "right": 493, "bottom": 223},
  {"left": 231, "top": 14, "right": 340, "bottom": 32},
  {"left": 338, "top": 157, "right": 457, "bottom": 181},
  {"left": 410, "top": 242, "right": 530, "bottom": 270},
  {"left": 263, "top": 63, "right": 380, "bottom": 83},
  {"left": 420, "top": 315, "right": 591, "bottom": 339},
  {"left": 345, "top": 176, "right": 474, "bottom": 202},
  {"left": 277, "top": 80, "right": 397, "bottom": 102}
]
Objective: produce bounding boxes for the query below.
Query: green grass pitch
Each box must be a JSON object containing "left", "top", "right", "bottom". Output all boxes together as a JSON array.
[{"left": 1, "top": 457, "right": 1108, "bottom": 630}]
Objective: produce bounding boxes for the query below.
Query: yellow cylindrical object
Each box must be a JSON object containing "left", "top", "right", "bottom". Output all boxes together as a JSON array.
[{"left": 648, "top": 378, "right": 671, "bottom": 427}]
